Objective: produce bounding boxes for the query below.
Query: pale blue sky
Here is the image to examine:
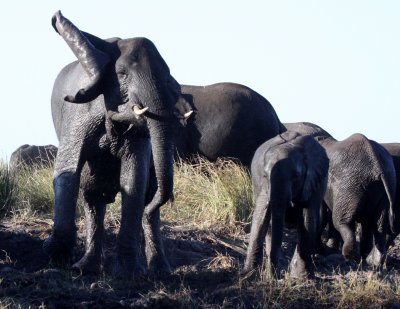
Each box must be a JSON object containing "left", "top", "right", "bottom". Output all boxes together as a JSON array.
[{"left": 1, "top": 1, "right": 399, "bottom": 160}]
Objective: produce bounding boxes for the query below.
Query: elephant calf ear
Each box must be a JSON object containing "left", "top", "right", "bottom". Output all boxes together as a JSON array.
[{"left": 52, "top": 11, "right": 111, "bottom": 103}]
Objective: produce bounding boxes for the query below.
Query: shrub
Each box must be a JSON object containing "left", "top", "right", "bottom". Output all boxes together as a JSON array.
[{"left": 11, "top": 166, "right": 54, "bottom": 216}]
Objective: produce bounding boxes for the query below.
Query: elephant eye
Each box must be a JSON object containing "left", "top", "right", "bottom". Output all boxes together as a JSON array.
[
  {"left": 117, "top": 70, "right": 128, "bottom": 79},
  {"left": 130, "top": 52, "right": 139, "bottom": 62}
]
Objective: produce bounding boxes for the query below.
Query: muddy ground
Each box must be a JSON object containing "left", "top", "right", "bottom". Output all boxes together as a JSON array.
[{"left": 0, "top": 219, "right": 400, "bottom": 308}]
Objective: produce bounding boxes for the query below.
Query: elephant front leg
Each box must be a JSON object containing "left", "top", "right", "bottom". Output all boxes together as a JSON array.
[
  {"left": 72, "top": 200, "right": 106, "bottom": 274},
  {"left": 114, "top": 141, "right": 150, "bottom": 279},
  {"left": 143, "top": 208, "right": 171, "bottom": 275},
  {"left": 142, "top": 165, "right": 171, "bottom": 276},
  {"left": 43, "top": 171, "right": 80, "bottom": 266}
]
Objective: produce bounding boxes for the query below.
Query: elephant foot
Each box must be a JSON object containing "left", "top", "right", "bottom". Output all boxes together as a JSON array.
[
  {"left": 43, "top": 231, "right": 76, "bottom": 267},
  {"left": 289, "top": 252, "right": 314, "bottom": 280},
  {"left": 113, "top": 255, "right": 147, "bottom": 279},
  {"left": 366, "top": 246, "right": 385, "bottom": 268},
  {"left": 342, "top": 243, "right": 360, "bottom": 263},
  {"left": 326, "top": 237, "right": 340, "bottom": 250},
  {"left": 147, "top": 253, "right": 172, "bottom": 277},
  {"left": 72, "top": 253, "right": 102, "bottom": 274},
  {"left": 240, "top": 266, "right": 257, "bottom": 278}
]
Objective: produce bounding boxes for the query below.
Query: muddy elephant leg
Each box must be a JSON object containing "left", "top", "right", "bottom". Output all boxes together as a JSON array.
[
  {"left": 290, "top": 204, "right": 317, "bottom": 279},
  {"left": 43, "top": 144, "right": 83, "bottom": 266},
  {"left": 143, "top": 208, "right": 171, "bottom": 275},
  {"left": 142, "top": 166, "right": 171, "bottom": 275},
  {"left": 114, "top": 139, "right": 151, "bottom": 278},
  {"left": 73, "top": 158, "right": 119, "bottom": 274},
  {"left": 72, "top": 199, "right": 106, "bottom": 274},
  {"left": 242, "top": 192, "right": 271, "bottom": 275}
]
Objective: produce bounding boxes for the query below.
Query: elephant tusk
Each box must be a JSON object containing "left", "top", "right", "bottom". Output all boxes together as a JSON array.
[
  {"left": 184, "top": 110, "right": 193, "bottom": 119},
  {"left": 132, "top": 105, "right": 149, "bottom": 115}
]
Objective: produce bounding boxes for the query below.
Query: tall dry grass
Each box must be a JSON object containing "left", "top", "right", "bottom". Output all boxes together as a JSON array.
[
  {"left": 161, "top": 157, "right": 253, "bottom": 229},
  {"left": 0, "top": 160, "right": 15, "bottom": 215}
]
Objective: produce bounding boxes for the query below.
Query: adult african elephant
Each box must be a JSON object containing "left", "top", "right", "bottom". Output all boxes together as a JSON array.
[
  {"left": 44, "top": 11, "right": 284, "bottom": 277},
  {"left": 242, "top": 131, "right": 328, "bottom": 279},
  {"left": 9, "top": 144, "right": 58, "bottom": 169},
  {"left": 285, "top": 122, "right": 397, "bottom": 266},
  {"left": 173, "top": 84, "right": 285, "bottom": 167}
]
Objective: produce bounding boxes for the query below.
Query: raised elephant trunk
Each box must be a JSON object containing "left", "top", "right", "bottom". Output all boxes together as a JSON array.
[{"left": 52, "top": 11, "right": 110, "bottom": 103}]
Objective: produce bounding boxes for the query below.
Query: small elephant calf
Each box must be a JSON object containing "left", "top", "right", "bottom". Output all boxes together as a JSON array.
[{"left": 243, "top": 131, "right": 329, "bottom": 279}]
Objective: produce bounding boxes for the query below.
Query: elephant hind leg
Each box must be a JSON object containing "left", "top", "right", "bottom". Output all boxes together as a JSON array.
[
  {"left": 290, "top": 204, "right": 317, "bottom": 279},
  {"left": 242, "top": 192, "right": 271, "bottom": 276},
  {"left": 366, "top": 206, "right": 388, "bottom": 268}
]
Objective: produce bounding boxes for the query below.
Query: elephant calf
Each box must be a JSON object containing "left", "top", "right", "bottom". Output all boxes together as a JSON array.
[{"left": 243, "top": 131, "right": 329, "bottom": 279}]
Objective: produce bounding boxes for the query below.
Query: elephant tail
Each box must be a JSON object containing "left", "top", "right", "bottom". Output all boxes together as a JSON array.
[{"left": 380, "top": 173, "right": 396, "bottom": 235}]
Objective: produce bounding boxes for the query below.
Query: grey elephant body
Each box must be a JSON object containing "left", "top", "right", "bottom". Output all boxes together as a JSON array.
[
  {"left": 243, "top": 131, "right": 328, "bottom": 279},
  {"left": 45, "top": 12, "right": 284, "bottom": 277},
  {"left": 379, "top": 143, "right": 400, "bottom": 244},
  {"left": 285, "top": 122, "right": 397, "bottom": 266},
  {"left": 174, "top": 83, "right": 284, "bottom": 167},
  {"left": 9, "top": 144, "right": 58, "bottom": 169}
]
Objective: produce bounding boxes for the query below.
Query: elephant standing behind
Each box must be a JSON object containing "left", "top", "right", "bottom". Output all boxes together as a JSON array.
[
  {"left": 243, "top": 131, "right": 328, "bottom": 279},
  {"left": 380, "top": 143, "right": 400, "bottom": 244},
  {"left": 285, "top": 122, "right": 397, "bottom": 266},
  {"left": 173, "top": 83, "right": 285, "bottom": 167},
  {"left": 9, "top": 144, "right": 58, "bottom": 169},
  {"left": 45, "top": 11, "right": 285, "bottom": 277}
]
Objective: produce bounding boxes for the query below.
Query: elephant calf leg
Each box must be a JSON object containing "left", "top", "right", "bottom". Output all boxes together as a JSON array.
[
  {"left": 290, "top": 207, "right": 316, "bottom": 279},
  {"left": 242, "top": 193, "right": 270, "bottom": 276}
]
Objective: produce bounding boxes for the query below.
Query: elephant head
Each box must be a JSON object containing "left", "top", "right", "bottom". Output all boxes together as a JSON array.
[{"left": 52, "top": 11, "right": 180, "bottom": 214}]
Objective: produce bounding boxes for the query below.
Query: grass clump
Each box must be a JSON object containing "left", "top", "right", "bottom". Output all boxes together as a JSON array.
[
  {"left": 10, "top": 165, "right": 54, "bottom": 217},
  {"left": 0, "top": 160, "right": 15, "bottom": 216},
  {"left": 161, "top": 157, "right": 253, "bottom": 229}
]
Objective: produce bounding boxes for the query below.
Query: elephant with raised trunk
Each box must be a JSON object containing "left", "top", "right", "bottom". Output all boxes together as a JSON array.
[
  {"left": 285, "top": 122, "right": 397, "bottom": 266},
  {"left": 45, "top": 11, "right": 284, "bottom": 277},
  {"left": 45, "top": 11, "right": 179, "bottom": 277},
  {"left": 243, "top": 131, "right": 329, "bottom": 279}
]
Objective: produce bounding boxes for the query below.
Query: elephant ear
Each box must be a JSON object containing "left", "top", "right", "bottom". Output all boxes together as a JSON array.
[
  {"left": 52, "top": 11, "right": 111, "bottom": 103},
  {"left": 301, "top": 135, "right": 329, "bottom": 202}
]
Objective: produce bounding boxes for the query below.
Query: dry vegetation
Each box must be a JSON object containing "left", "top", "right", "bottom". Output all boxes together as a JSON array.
[{"left": 0, "top": 158, "right": 400, "bottom": 308}]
